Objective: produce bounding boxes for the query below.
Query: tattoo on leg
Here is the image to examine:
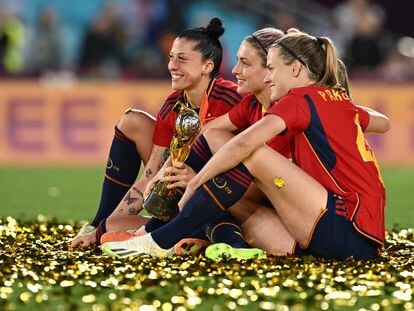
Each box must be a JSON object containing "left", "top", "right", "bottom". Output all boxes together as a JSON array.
[
  {"left": 145, "top": 168, "right": 153, "bottom": 178},
  {"left": 123, "top": 192, "right": 138, "bottom": 205}
]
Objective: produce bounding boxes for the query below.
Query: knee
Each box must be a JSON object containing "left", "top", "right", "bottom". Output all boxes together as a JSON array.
[
  {"left": 117, "top": 110, "right": 155, "bottom": 138},
  {"left": 203, "top": 129, "right": 233, "bottom": 153}
]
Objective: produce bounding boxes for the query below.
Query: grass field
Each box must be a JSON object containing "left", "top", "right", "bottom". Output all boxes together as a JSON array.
[
  {"left": 0, "top": 166, "right": 413, "bottom": 228},
  {"left": 1, "top": 166, "right": 413, "bottom": 310}
]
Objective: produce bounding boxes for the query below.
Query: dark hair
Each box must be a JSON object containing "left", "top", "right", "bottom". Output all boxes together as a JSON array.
[
  {"left": 178, "top": 17, "right": 224, "bottom": 78},
  {"left": 245, "top": 27, "right": 284, "bottom": 67},
  {"left": 271, "top": 29, "right": 342, "bottom": 90}
]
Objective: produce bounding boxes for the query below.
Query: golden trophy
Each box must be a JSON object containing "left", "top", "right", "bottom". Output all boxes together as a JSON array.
[{"left": 143, "top": 101, "right": 201, "bottom": 221}]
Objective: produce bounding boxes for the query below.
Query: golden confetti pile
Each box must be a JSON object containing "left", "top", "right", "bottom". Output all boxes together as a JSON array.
[{"left": 0, "top": 216, "right": 413, "bottom": 311}]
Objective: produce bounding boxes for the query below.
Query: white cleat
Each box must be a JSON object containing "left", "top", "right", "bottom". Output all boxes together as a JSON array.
[
  {"left": 101, "top": 233, "right": 173, "bottom": 258},
  {"left": 71, "top": 223, "right": 96, "bottom": 241}
]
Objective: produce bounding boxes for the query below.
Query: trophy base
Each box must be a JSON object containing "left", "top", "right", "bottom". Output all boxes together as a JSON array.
[{"left": 143, "top": 190, "right": 179, "bottom": 222}]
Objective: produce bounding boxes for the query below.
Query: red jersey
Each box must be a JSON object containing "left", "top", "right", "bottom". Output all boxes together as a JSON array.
[
  {"left": 265, "top": 86, "right": 385, "bottom": 245},
  {"left": 228, "top": 93, "right": 291, "bottom": 158},
  {"left": 153, "top": 78, "right": 242, "bottom": 147}
]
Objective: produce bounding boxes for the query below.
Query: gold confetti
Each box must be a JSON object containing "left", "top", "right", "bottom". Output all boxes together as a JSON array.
[
  {"left": 273, "top": 177, "right": 286, "bottom": 189},
  {"left": 0, "top": 217, "right": 412, "bottom": 309}
]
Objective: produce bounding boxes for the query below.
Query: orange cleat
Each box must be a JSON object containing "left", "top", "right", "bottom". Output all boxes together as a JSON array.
[
  {"left": 100, "top": 229, "right": 145, "bottom": 245},
  {"left": 173, "top": 238, "right": 211, "bottom": 256}
]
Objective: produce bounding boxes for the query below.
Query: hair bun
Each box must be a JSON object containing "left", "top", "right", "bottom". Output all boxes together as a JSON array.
[{"left": 206, "top": 17, "right": 225, "bottom": 38}]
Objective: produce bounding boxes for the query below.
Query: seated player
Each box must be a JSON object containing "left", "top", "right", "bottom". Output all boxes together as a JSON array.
[
  {"left": 71, "top": 18, "right": 243, "bottom": 248},
  {"left": 102, "top": 30, "right": 391, "bottom": 260}
]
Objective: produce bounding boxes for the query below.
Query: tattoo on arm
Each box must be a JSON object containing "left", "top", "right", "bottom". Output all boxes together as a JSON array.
[
  {"left": 145, "top": 168, "right": 153, "bottom": 178},
  {"left": 123, "top": 192, "right": 138, "bottom": 205},
  {"left": 125, "top": 187, "right": 143, "bottom": 215},
  {"left": 158, "top": 148, "right": 170, "bottom": 170},
  {"left": 132, "top": 187, "right": 143, "bottom": 198},
  {"left": 163, "top": 148, "right": 170, "bottom": 162}
]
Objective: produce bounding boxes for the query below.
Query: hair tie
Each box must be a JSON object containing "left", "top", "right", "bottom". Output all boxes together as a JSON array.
[
  {"left": 251, "top": 35, "right": 268, "bottom": 55},
  {"left": 275, "top": 40, "right": 319, "bottom": 78}
]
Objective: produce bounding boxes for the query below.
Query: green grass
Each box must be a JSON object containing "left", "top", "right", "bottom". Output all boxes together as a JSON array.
[{"left": 0, "top": 166, "right": 413, "bottom": 228}]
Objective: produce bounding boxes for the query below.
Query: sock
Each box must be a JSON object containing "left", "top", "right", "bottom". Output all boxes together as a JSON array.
[
  {"left": 95, "top": 218, "right": 107, "bottom": 245},
  {"left": 187, "top": 226, "right": 208, "bottom": 240},
  {"left": 205, "top": 212, "right": 250, "bottom": 248},
  {"left": 151, "top": 163, "right": 253, "bottom": 249},
  {"left": 202, "top": 162, "right": 252, "bottom": 209},
  {"left": 144, "top": 218, "right": 169, "bottom": 233},
  {"left": 186, "top": 134, "right": 213, "bottom": 173},
  {"left": 145, "top": 214, "right": 206, "bottom": 239},
  {"left": 91, "top": 126, "right": 141, "bottom": 227}
]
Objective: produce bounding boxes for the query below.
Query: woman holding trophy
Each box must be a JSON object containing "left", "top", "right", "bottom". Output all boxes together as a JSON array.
[{"left": 71, "top": 17, "right": 243, "bottom": 248}]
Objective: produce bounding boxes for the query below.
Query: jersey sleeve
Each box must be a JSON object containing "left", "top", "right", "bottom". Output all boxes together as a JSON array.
[
  {"left": 153, "top": 111, "right": 175, "bottom": 147},
  {"left": 228, "top": 98, "right": 250, "bottom": 129},
  {"left": 266, "top": 135, "right": 291, "bottom": 158},
  {"left": 265, "top": 94, "right": 310, "bottom": 134},
  {"left": 355, "top": 106, "right": 371, "bottom": 131}
]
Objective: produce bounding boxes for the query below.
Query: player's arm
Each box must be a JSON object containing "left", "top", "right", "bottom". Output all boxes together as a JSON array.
[
  {"left": 147, "top": 114, "right": 240, "bottom": 192},
  {"left": 357, "top": 105, "right": 391, "bottom": 134},
  {"left": 179, "top": 115, "right": 285, "bottom": 207},
  {"left": 201, "top": 113, "right": 238, "bottom": 133},
  {"left": 108, "top": 145, "right": 169, "bottom": 217}
]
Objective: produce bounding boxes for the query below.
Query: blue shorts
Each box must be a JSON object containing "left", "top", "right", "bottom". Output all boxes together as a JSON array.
[{"left": 294, "top": 193, "right": 380, "bottom": 260}]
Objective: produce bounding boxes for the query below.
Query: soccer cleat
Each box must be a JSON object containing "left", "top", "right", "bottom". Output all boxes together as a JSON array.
[
  {"left": 205, "top": 243, "right": 266, "bottom": 261},
  {"left": 100, "top": 227, "right": 147, "bottom": 244},
  {"left": 101, "top": 233, "right": 173, "bottom": 258},
  {"left": 173, "top": 238, "right": 211, "bottom": 256},
  {"left": 100, "top": 230, "right": 144, "bottom": 245},
  {"left": 72, "top": 223, "right": 96, "bottom": 240}
]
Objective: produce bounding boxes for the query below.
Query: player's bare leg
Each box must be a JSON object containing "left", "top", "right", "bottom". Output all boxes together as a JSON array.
[
  {"left": 229, "top": 185, "right": 295, "bottom": 255},
  {"left": 117, "top": 109, "right": 156, "bottom": 164},
  {"left": 243, "top": 145, "right": 328, "bottom": 247}
]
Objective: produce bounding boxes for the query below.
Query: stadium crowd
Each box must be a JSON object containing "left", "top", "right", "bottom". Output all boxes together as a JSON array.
[{"left": 0, "top": 0, "right": 413, "bottom": 81}]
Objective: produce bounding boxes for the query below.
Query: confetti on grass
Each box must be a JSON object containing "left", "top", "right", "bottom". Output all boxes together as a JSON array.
[{"left": 0, "top": 216, "right": 413, "bottom": 310}]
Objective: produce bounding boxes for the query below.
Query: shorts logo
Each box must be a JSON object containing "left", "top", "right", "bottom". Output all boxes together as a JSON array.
[
  {"left": 213, "top": 176, "right": 227, "bottom": 189},
  {"left": 106, "top": 158, "right": 119, "bottom": 171},
  {"left": 212, "top": 176, "right": 232, "bottom": 194}
]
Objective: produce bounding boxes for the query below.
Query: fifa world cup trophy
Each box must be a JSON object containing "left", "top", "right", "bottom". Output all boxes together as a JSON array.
[{"left": 143, "top": 101, "right": 201, "bottom": 221}]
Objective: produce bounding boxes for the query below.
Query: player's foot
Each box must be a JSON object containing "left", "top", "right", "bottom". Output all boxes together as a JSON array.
[
  {"left": 101, "top": 234, "right": 173, "bottom": 258},
  {"left": 173, "top": 238, "right": 211, "bottom": 256},
  {"left": 100, "top": 227, "right": 147, "bottom": 244},
  {"left": 205, "top": 243, "right": 266, "bottom": 260},
  {"left": 73, "top": 223, "right": 96, "bottom": 239}
]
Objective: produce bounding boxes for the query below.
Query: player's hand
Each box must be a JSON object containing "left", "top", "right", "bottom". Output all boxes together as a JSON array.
[
  {"left": 143, "top": 158, "right": 172, "bottom": 198},
  {"left": 161, "top": 162, "right": 196, "bottom": 189},
  {"left": 70, "top": 230, "right": 97, "bottom": 249}
]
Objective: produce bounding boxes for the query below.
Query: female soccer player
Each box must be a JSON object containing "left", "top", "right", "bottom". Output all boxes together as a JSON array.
[
  {"left": 102, "top": 30, "right": 390, "bottom": 260},
  {"left": 71, "top": 17, "right": 242, "bottom": 248}
]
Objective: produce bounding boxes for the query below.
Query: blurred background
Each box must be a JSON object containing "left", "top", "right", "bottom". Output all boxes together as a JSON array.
[{"left": 0, "top": 0, "right": 412, "bottom": 227}]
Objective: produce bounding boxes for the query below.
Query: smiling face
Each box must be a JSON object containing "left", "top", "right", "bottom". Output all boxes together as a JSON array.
[
  {"left": 231, "top": 40, "right": 269, "bottom": 95},
  {"left": 265, "top": 47, "right": 297, "bottom": 102},
  {"left": 168, "top": 38, "right": 212, "bottom": 91}
]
